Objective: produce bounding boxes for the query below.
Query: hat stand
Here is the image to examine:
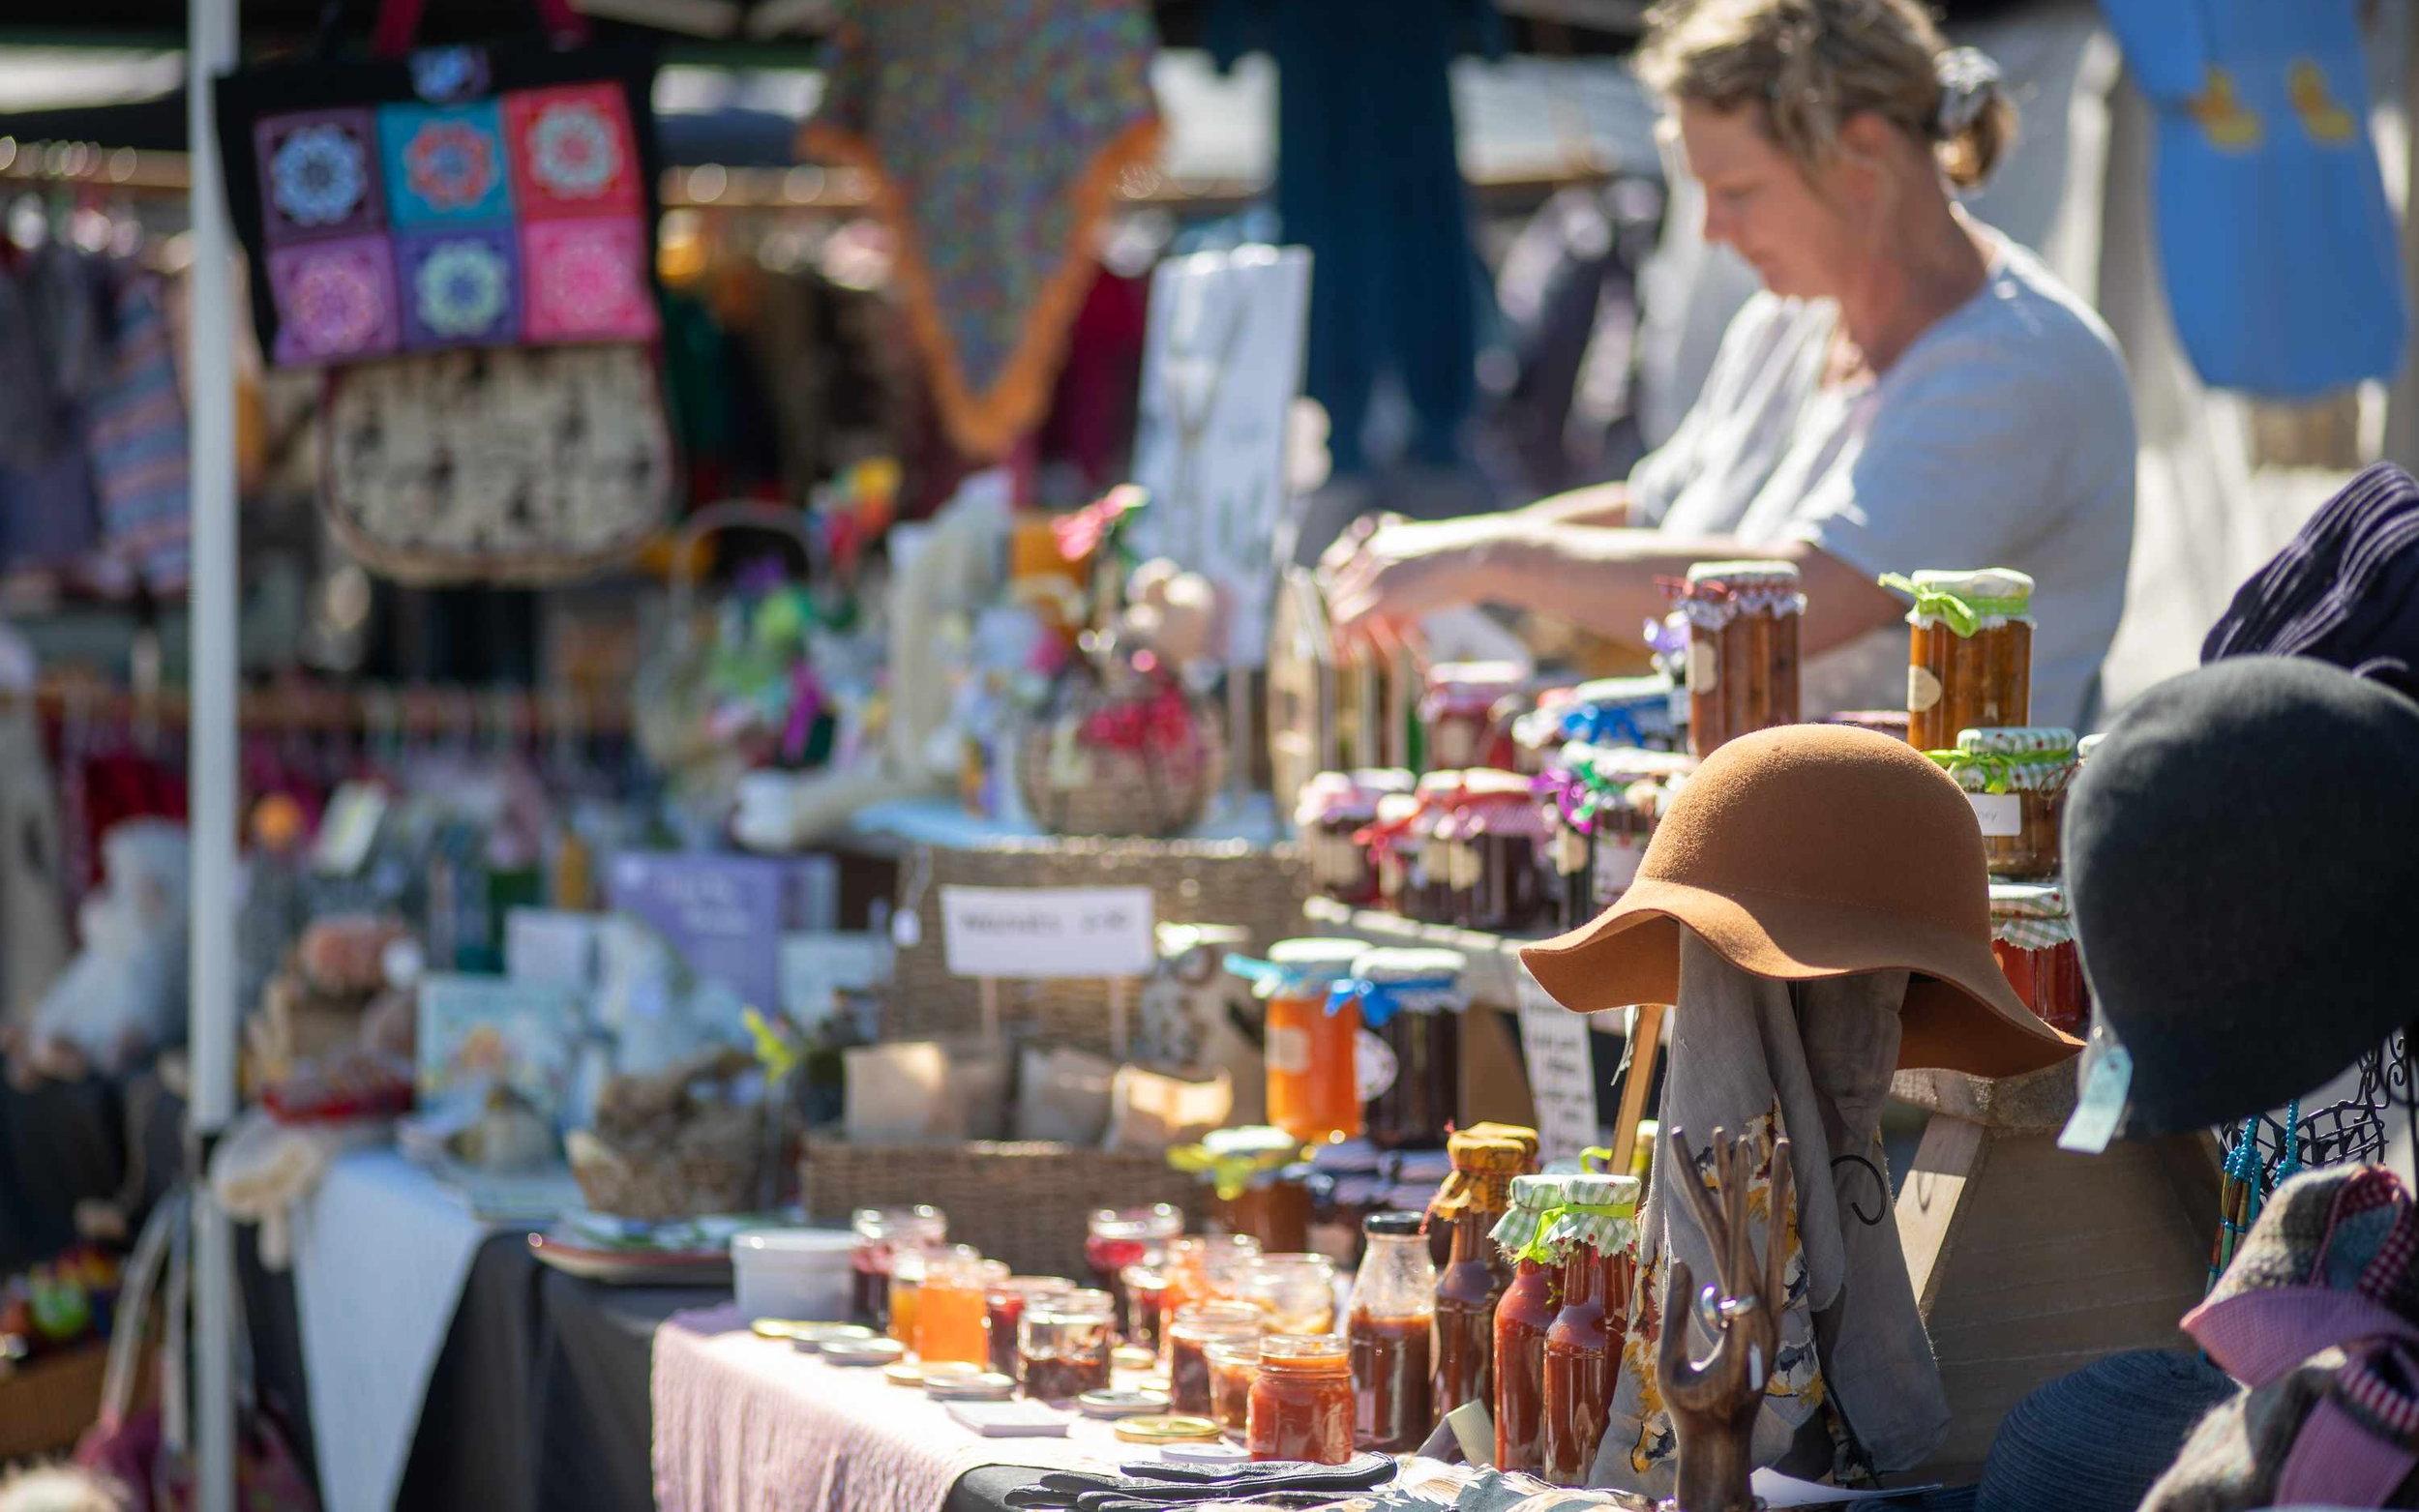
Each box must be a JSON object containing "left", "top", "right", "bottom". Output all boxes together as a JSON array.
[{"left": 1889, "top": 1065, "right": 2221, "bottom": 1481}]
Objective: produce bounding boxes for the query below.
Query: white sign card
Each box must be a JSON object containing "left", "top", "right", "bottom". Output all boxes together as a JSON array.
[
  {"left": 1515, "top": 970, "right": 1604, "bottom": 1165},
  {"left": 939, "top": 886, "right": 1157, "bottom": 980},
  {"left": 1129, "top": 246, "right": 1314, "bottom": 669}
]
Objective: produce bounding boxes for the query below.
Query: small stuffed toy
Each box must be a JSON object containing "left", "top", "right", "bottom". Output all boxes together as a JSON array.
[{"left": 3, "top": 821, "right": 189, "bottom": 1090}]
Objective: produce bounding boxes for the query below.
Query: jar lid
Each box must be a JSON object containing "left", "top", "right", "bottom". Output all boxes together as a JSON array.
[
  {"left": 1416, "top": 770, "right": 1467, "bottom": 800},
  {"left": 1169, "top": 1300, "right": 1265, "bottom": 1338},
  {"left": 1295, "top": 770, "right": 1386, "bottom": 826},
  {"left": 1932, "top": 727, "right": 2078, "bottom": 792},
  {"left": 1170, "top": 1126, "right": 1305, "bottom": 1200},
  {"left": 988, "top": 1275, "right": 1075, "bottom": 1302},
  {"left": 851, "top": 1204, "right": 944, "bottom": 1240},
  {"left": 1956, "top": 726, "right": 2076, "bottom": 757},
  {"left": 1882, "top": 568, "right": 2034, "bottom": 630},
  {"left": 1446, "top": 1128, "right": 1534, "bottom": 1173},
  {"left": 1542, "top": 1172, "right": 1641, "bottom": 1256},
  {"left": 1346, "top": 947, "right": 1467, "bottom": 985},
  {"left": 1258, "top": 1333, "right": 1350, "bottom": 1366},
  {"left": 1683, "top": 559, "right": 1800, "bottom": 587},
  {"left": 1114, "top": 1415, "right": 1226, "bottom": 1445},
  {"left": 1364, "top": 1210, "right": 1425, "bottom": 1237},
  {"left": 1989, "top": 880, "right": 2075, "bottom": 946},
  {"left": 1670, "top": 561, "right": 1807, "bottom": 626},
  {"left": 1229, "top": 940, "right": 1365, "bottom": 998},
  {"left": 1491, "top": 1174, "right": 1567, "bottom": 1259},
  {"left": 1459, "top": 1123, "right": 1539, "bottom": 1163}
]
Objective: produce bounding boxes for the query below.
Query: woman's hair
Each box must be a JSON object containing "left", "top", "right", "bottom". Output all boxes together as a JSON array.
[{"left": 1636, "top": 0, "right": 2016, "bottom": 190}]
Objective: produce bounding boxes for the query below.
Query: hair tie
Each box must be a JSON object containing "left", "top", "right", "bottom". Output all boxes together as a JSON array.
[{"left": 1933, "top": 45, "right": 2002, "bottom": 137}]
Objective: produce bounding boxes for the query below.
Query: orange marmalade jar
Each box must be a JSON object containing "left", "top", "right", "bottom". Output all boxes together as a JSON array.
[
  {"left": 1884, "top": 569, "right": 2034, "bottom": 753},
  {"left": 1229, "top": 940, "right": 1369, "bottom": 1145}
]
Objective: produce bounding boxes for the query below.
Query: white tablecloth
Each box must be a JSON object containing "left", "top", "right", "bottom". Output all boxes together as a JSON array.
[{"left": 289, "top": 1149, "right": 496, "bottom": 1512}]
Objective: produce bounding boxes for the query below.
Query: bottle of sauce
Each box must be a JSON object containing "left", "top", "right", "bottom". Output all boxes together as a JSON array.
[
  {"left": 1882, "top": 568, "right": 2034, "bottom": 753},
  {"left": 1229, "top": 941, "right": 1369, "bottom": 1144},
  {"left": 1247, "top": 1334, "right": 1357, "bottom": 1465},
  {"left": 1348, "top": 1211, "right": 1437, "bottom": 1452},
  {"left": 1540, "top": 1173, "right": 1640, "bottom": 1486},
  {"left": 1490, "top": 1173, "right": 1566, "bottom": 1477},
  {"left": 1431, "top": 1129, "right": 1527, "bottom": 1417}
]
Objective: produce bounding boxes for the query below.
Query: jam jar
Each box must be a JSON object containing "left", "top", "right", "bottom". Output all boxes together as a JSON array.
[
  {"left": 1337, "top": 947, "right": 1467, "bottom": 1151},
  {"left": 985, "top": 1276, "right": 1072, "bottom": 1379},
  {"left": 1298, "top": 770, "right": 1412, "bottom": 906},
  {"left": 1931, "top": 726, "right": 2076, "bottom": 880},
  {"left": 1431, "top": 1128, "right": 1528, "bottom": 1415},
  {"left": 889, "top": 1241, "right": 978, "bottom": 1349},
  {"left": 1161, "top": 1235, "right": 1264, "bottom": 1338},
  {"left": 1539, "top": 1173, "right": 1639, "bottom": 1486},
  {"left": 1088, "top": 1204, "right": 1183, "bottom": 1319},
  {"left": 1018, "top": 1289, "right": 1118, "bottom": 1403},
  {"left": 1669, "top": 560, "right": 1805, "bottom": 758},
  {"left": 1558, "top": 676, "right": 1682, "bottom": 754},
  {"left": 1539, "top": 745, "right": 1601, "bottom": 933},
  {"left": 1349, "top": 1211, "right": 1437, "bottom": 1452},
  {"left": 1421, "top": 662, "right": 1525, "bottom": 772},
  {"left": 1168, "top": 1301, "right": 1265, "bottom": 1415},
  {"left": 1449, "top": 769, "right": 1549, "bottom": 932},
  {"left": 1404, "top": 773, "right": 1468, "bottom": 925},
  {"left": 1248, "top": 1334, "right": 1357, "bottom": 1465},
  {"left": 1121, "top": 1262, "right": 1170, "bottom": 1351},
  {"left": 1490, "top": 1174, "right": 1568, "bottom": 1476},
  {"left": 851, "top": 1205, "right": 946, "bottom": 1329},
  {"left": 1230, "top": 941, "right": 1369, "bottom": 1145},
  {"left": 1237, "top": 1252, "right": 1340, "bottom": 1336},
  {"left": 920, "top": 1251, "right": 1009, "bottom": 1366},
  {"left": 1362, "top": 792, "right": 1426, "bottom": 916},
  {"left": 1884, "top": 568, "right": 2035, "bottom": 753},
  {"left": 1173, "top": 1125, "right": 1309, "bottom": 1253},
  {"left": 1208, "top": 1339, "right": 1262, "bottom": 1437},
  {"left": 1990, "top": 881, "right": 2091, "bottom": 1036}
]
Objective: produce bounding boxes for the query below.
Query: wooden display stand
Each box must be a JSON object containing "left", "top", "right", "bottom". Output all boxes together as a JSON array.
[{"left": 1890, "top": 1064, "right": 2220, "bottom": 1482}]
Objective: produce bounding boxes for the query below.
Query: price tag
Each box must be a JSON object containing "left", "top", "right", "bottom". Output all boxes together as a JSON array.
[
  {"left": 1354, "top": 1029, "right": 1399, "bottom": 1104},
  {"left": 1967, "top": 792, "right": 2022, "bottom": 838},
  {"left": 1687, "top": 639, "right": 1718, "bottom": 693},
  {"left": 1514, "top": 972, "right": 1602, "bottom": 1165},
  {"left": 1266, "top": 1024, "right": 1311, "bottom": 1076},
  {"left": 1907, "top": 665, "right": 1943, "bottom": 714},
  {"left": 940, "top": 885, "right": 1156, "bottom": 979}
]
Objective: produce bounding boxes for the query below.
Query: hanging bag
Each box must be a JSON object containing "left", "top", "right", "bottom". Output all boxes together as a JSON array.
[{"left": 214, "top": 0, "right": 675, "bottom": 584}]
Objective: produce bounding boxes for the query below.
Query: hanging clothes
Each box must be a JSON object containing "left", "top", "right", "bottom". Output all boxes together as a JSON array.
[
  {"left": 86, "top": 264, "right": 194, "bottom": 593},
  {"left": 2097, "top": 0, "right": 2405, "bottom": 398},
  {"left": 0, "top": 704, "right": 71, "bottom": 1025},
  {"left": 1207, "top": 0, "right": 1500, "bottom": 475}
]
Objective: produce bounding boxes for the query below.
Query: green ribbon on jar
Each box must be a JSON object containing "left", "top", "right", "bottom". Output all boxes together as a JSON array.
[
  {"left": 1878, "top": 574, "right": 2031, "bottom": 637},
  {"left": 1926, "top": 748, "right": 2070, "bottom": 795}
]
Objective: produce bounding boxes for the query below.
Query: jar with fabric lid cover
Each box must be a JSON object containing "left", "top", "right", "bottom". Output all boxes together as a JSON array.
[
  {"left": 1550, "top": 675, "right": 1681, "bottom": 755},
  {"left": 1989, "top": 881, "right": 2090, "bottom": 1035},
  {"left": 1489, "top": 1172, "right": 1567, "bottom": 1476},
  {"left": 1227, "top": 941, "right": 1367, "bottom": 1145},
  {"left": 1883, "top": 568, "right": 2035, "bottom": 753},
  {"left": 1420, "top": 662, "right": 1525, "bottom": 771},
  {"left": 1431, "top": 1128, "right": 1531, "bottom": 1417},
  {"left": 1361, "top": 791, "right": 1426, "bottom": 916},
  {"left": 1929, "top": 726, "right": 2076, "bottom": 879},
  {"left": 1332, "top": 947, "right": 1467, "bottom": 1150},
  {"left": 1668, "top": 560, "right": 1804, "bottom": 758},
  {"left": 1297, "top": 769, "right": 1412, "bottom": 906},
  {"left": 1404, "top": 772, "right": 1468, "bottom": 925},
  {"left": 1448, "top": 768, "right": 1549, "bottom": 932},
  {"left": 1538, "top": 1172, "right": 1639, "bottom": 1486},
  {"left": 1172, "top": 1126, "right": 1309, "bottom": 1253}
]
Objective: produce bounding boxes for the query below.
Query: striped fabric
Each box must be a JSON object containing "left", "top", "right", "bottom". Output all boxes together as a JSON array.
[{"left": 83, "top": 267, "right": 190, "bottom": 592}]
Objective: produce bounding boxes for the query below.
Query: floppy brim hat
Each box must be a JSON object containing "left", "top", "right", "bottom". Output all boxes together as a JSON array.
[{"left": 1520, "top": 724, "right": 2078, "bottom": 1080}]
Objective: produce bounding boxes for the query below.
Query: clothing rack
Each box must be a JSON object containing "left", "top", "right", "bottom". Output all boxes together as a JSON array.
[{"left": 0, "top": 679, "right": 636, "bottom": 737}]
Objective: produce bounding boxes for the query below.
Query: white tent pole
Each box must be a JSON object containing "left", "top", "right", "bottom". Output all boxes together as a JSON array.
[{"left": 185, "top": 0, "right": 241, "bottom": 1508}]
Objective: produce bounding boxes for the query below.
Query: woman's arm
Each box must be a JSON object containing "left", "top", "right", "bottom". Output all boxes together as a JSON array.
[{"left": 1518, "top": 482, "right": 1631, "bottom": 530}]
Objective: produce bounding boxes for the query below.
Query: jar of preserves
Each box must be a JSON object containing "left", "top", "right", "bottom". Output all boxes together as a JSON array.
[
  {"left": 1349, "top": 1211, "right": 1437, "bottom": 1452},
  {"left": 888, "top": 1241, "right": 977, "bottom": 1348},
  {"left": 1990, "top": 881, "right": 2090, "bottom": 1036},
  {"left": 1122, "top": 1262, "right": 1170, "bottom": 1351},
  {"left": 1432, "top": 1128, "right": 1529, "bottom": 1415},
  {"left": 1450, "top": 769, "right": 1549, "bottom": 932},
  {"left": 1539, "top": 1173, "right": 1639, "bottom": 1486},
  {"left": 1168, "top": 1300, "right": 1265, "bottom": 1416},
  {"left": 1237, "top": 1252, "right": 1340, "bottom": 1336},
  {"left": 1420, "top": 662, "right": 1525, "bottom": 772},
  {"left": 1883, "top": 568, "right": 2035, "bottom": 753},
  {"left": 1297, "top": 770, "right": 1411, "bottom": 906},
  {"left": 1361, "top": 793, "right": 1425, "bottom": 916},
  {"left": 1173, "top": 1126, "right": 1311, "bottom": 1253},
  {"left": 919, "top": 1251, "right": 1008, "bottom": 1366},
  {"left": 1490, "top": 1174, "right": 1568, "bottom": 1476},
  {"left": 1930, "top": 726, "right": 2076, "bottom": 880},
  {"left": 1510, "top": 687, "right": 1582, "bottom": 776},
  {"left": 851, "top": 1205, "right": 945, "bottom": 1329},
  {"left": 1303, "top": 1141, "right": 1386, "bottom": 1268},
  {"left": 1404, "top": 773, "right": 1468, "bottom": 925},
  {"left": 1228, "top": 941, "right": 1369, "bottom": 1145},
  {"left": 1161, "top": 1235, "right": 1264, "bottom": 1342},
  {"left": 1087, "top": 1204, "right": 1184, "bottom": 1318},
  {"left": 1019, "top": 1289, "right": 1117, "bottom": 1403},
  {"left": 1207, "top": 1339, "right": 1261, "bottom": 1437},
  {"left": 1669, "top": 560, "right": 1805, "bottom": 758},
  {"left": 1247, "top": 1334, "right": 1356, "bottom": 1465},
  {"left": 1538, "top": 746, "right": 1600, "bottom": 932},
  {"left": 985, "top": 1276, "right": 1072, "bottom": 1379},
  {"left": 1335, "top": 948, "right": 1467, "bottom": 1151}
]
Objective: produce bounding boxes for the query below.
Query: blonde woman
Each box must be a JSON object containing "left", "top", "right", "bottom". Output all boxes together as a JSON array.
[{"left": 1322, "top": 0, "right": 2135, "bottom": 729}]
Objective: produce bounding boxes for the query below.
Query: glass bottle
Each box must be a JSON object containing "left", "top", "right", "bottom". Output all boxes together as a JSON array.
[
  {"left": 1167, "top": 1300, "right": 1265, "bottom": 1417},
  {"left": 1540, "top": 1173, "right": 1640, "bottom": 1486},
  {"left": 1890, "top": 568, "right": 2034, "bottom": 753},
  {"left": 1233, "top": 940, "right": 1367, "bottom": 1145},
  {"left": 1343, "top": 947, "right": 1467, "bottom": 1150},
  {"left": 851, "top": 1205, "right": 945, "bottom": 1330},
  {"left": 1247, "top": 1334, "right": 1356, "bottom": 1465},
  {"left": 1431, "top": 1129, "right": 1527, "bottom": 1417},
  {"left": 1491, "top": 1174, "right": 1566, "bottom": 1477},
  {"left": 1018, "top": 1288, "right": 1117, "bottom": 1403},
  {"left": 1348, "top": 1211, "right": 1437, "bottom": 1453}
]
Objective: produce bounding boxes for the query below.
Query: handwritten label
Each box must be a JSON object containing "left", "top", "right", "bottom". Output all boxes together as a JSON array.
[
  {"left": 1907, "top": 664, "right": 1943, "bottom": 714},
  {"left": 1515, "top": 972, "right": 1603, "bottom": 1165},
  {"left": 1266, "top": 1023, "right": 1311, "bottom": 1077},
  {"left": 1968, "top": 792, "right": 2022, "bottom": 838},
  {"left": 940, "top": 885, "right": 1156, "bottom": 980}
]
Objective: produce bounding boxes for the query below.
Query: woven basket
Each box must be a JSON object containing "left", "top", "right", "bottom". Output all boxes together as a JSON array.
[
  {"left": 566, "top": 1115, "right": 762, "bottom": 1223},
  {"left": 1013, "top": 675, "right": 1226, "bottom": 840},
  {"left": 799, "top": 1135, "right": 1193, "bottom": 1279},
  {"left": 888, "top": 836, "right": 1307, "bottom": 1054}
]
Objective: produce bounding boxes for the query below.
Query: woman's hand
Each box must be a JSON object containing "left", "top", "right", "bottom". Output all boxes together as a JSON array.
[{"left": 1317, "top": 512, "right": 1512, "bottom": 654}]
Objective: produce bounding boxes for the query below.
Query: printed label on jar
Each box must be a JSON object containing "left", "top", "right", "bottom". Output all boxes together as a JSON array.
[
  {"left": 1267, "top": 1024, "right": 1312, "bottom": 1076},
  {"left": 1968, "top": 791, "right": 2022, "bottom": 838},
  {"left": 1687, "top": 639, "right": 1719, "bottom": 693},
  {"left": 1908, "top": 664, "right": 1944, "bottom": 714},
  {"left": 1355, "top": 1028, "right": 1399, "bottom": 1105},
  {"left": 1593, "top": 836, "right": 1644, "bottom": 897}
]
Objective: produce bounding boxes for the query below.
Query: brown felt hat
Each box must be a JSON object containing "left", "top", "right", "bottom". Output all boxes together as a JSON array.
[{"left": 1518, "top": 724, "right": 2078, "bottom": 1079}]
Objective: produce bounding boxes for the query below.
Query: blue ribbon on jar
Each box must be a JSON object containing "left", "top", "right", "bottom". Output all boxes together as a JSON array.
[
  {"left": 1558, "top": 702, "right": 1655, "bottom": 749},
  {"left": 1324, "top": 976, "right": 1465, "bottom": 1027},
  {"left": 1223, "top": 954, "right": 1354, "bottom": 1000}
]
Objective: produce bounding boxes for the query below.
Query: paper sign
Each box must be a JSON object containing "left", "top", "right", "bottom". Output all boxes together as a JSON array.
[
  {"left": 940, "top": 885, "right": 1156, "bottom": 980},
  {"left": 1129, "top": 246, "right": 1314, "bottom": 669},
  {"left": 1515, "top": 971, "right": 1603, "bottom": 1165},
  {"left": 1968, "top": 791, "right": 2022, "bottom": 838},
  {"left": 505, "top": 908, "right": 601, "bottom": 990}
]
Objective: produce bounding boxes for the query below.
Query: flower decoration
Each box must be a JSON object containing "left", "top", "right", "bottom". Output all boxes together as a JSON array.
[
  {"left": 1052, "top": 484, "right": 1148, "bottom": 565},
  {"left": 272, "top": 124, "right": 369, "bottom": 227},
  {"left": 529, "top": 103, "right": 621, "bottom": 198},
  {"left": 287, "top": 252, "right": 387, "bottom": 353},
  {"left": 404, "top": 121, "right": 499, "bottom": 211},
  {"left": 414, "top": 240, "right": 510, "bottom": 337}
]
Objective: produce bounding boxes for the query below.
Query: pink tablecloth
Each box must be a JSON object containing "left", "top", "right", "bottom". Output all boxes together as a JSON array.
[{"left": 651, "top": 1306, "right": 1134, "bottom": 1512}]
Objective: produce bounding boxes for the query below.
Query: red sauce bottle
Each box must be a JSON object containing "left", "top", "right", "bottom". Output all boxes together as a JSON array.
[
  {"left": 1492, "top": 1174, "right": 1567, "bottom": 1476},
  {"left": 1348, "top": 1212, "right": 1437, "bottom": 1451},
  {"left": 1430, "top": 1131, "right": 1524, "bottom": 1416},
  {"left": 1539, "top": 1175, "right": 1638, "bottom": 1486}
]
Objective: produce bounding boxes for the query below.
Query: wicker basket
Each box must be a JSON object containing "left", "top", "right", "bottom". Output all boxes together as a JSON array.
[
  {"left": 566, "top": 1114, "right": 762, "bottom": 1222},
  {"left": 799, "top": 1135, "right": 1193, "bottom": 1279},
  {"left": 1013, "top": 672, "right": 1226, "bottom": 840},
  {"left": 888, "top": 835, "right": 1307, "bottom": 1054}
]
